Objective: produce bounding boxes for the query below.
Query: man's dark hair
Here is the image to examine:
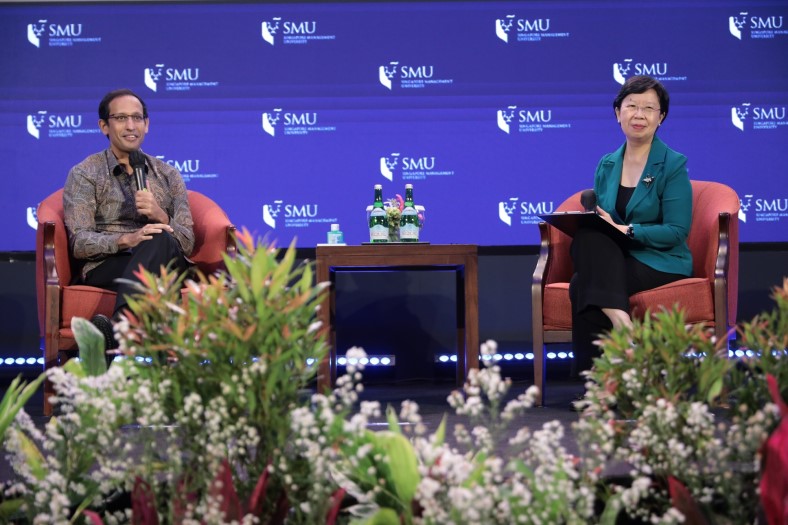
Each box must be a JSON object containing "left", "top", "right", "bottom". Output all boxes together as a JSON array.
[
  {"left": 98, "top": 89, "right": 148, "bottom": 121},
  {"left": 613, "top": 75, "right": 670, "bottom": 122}
]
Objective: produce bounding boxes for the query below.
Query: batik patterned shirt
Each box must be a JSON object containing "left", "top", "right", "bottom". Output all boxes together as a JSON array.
[{"left": 64, "top": 148, "right": 194, "bottom": 280}]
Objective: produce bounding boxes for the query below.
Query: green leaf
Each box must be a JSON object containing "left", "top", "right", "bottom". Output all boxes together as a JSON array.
[
  {"left": 432, "top": 415, "right": 447, "bottom": 448},
  {"left": 0, "top": 498, "right": 24, "bottom": 521},
  {"left": 0, "top": 373, "right": 45, "bottom": 440},
  {"left": 350, "top": 507, "right": 400, "bottom": 525},
  {"left": 13, "top": 428, "right": 46, "bottom": 481},
  {"left": 63, "top": 356, "right": 86, "bottom": 378},
  {"left": 386, "top": 405, "right": 402, "bottom": 435},
  {"left": 72, "top": 316, "right": 108, "bottom": 376},
  {"left": 706, "top": 377, "right": 723, "bottom": 404},
  {"left": 375, "top": 431, "right": 420, "bottom": 505},
  {"left": 597, "top": 494, "right": 622, "bottom": 525}
]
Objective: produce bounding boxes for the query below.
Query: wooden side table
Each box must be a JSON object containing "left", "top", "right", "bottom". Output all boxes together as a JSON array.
[{"left": 315, "top": 244, "right": 479, "bottom": 391}]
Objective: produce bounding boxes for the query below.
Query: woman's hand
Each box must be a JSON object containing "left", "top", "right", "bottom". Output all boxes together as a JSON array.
[{"left": 596, "top": 206, "right": 629, "bottom": 235}]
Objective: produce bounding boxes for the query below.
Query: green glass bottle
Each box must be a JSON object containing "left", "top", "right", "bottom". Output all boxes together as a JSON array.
[
  {"left": 368, "top": 184, "right": 389, "bottom": 243},
  {"left": 399, "top": 184, "right": 420, "bottom": 242}
]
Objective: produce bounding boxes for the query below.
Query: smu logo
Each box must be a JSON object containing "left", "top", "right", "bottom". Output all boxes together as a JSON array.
[
  {"left": 263, "top": 200, "right": 319, "bottom": 229},
  {"left": 262, "top": 108, "right": 332, "bottom": 137},
  {"left": 380, "top": 153, "right": 399, "bottom": 181},
  {"left": 495, "top": 15, "right": 515, "bottom": 43},
  {"left": 27, "top": 20, "right": 47, "bottom": 47},
  {"left": 27, "top": 20, "right": 83, "bottom": 47},
  {"left": 738, "top": 193, "right": 788, "bottom": 223},
  {"left": 729, "top": 12, "right": 784, "bottom": 40},
  {"left": 497, "top": 106, "right": 516, "bottom": 134},
  {"left": 262, "top": 17, "right": 327, "bottom": 46},
  {"left": 613, "top": 58, "right": 672, "bottom": 85},
  {"left": 144, "top": 64, "right": 164, "bottom": 92},
  {"left": 497, "top": 106, "right": 559, "bottom": 134},
  {"left": 732, "top": 103, "right": 750, "bottom": 131},
  {"left": 26, "top": 111, "right": 47, "bottom": 139},
  {"left": 144, "top": 64, "right": 203, "bottom": 92},
  {"left": 263, "top": 200, "right": 283, "bottom": 228},
  {"left": 739, "top": 194, "right": 753, "bottom": 222},
  {"left": 495, "top": 14, "right": 552, "bottom": 43},
  {"left": 156, "top": 155, "right": 219, "bottom": 182},
  {"left": 262, "top": 109, "right": 318, "bottom": 136},
  {"left": 498, "top": 198, "right": 555, "bottom": 226},
  {"left": 27, "top": 111, "right": 90, "bottom": 139},
  {"left": 262, "top": 109, "right": 282, "bottom": 137},
  {"left": 732, "top": 103, "right": 787, "bottom": 131},
  {"left": 261, "top": 18, "right": 281, "bottom": 45},
  {"left": 378, "top": 61, "right": 440, "bottom": 90},
  {"left": 27, "top": 19, "right": 99, "bottom": 48},
  {"left": 165, "top": 158, "right": 200, "bottom": 173},
  {"left": 380, "top": 153, "right": 439, "bottom": 181}
]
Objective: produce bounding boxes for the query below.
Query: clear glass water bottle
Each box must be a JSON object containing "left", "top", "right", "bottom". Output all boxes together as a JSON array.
[
  {"left": 399, "top": 184, "right": 420, "bottom": 242},
  {"left": 368, "top": 184, "right": 389, "bottom": 243}
]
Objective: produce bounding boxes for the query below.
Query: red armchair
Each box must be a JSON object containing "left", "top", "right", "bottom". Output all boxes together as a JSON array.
[
  {"left": 36, "top": 189, "right": 236, "bottom": 415},
  {"left": 531, "top": 180, "right": 740, "bottom": 406}
]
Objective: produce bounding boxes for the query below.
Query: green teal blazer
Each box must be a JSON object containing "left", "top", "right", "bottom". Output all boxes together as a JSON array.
[{"left": 593, "top": 135, "right": 693, "bottom": 277}]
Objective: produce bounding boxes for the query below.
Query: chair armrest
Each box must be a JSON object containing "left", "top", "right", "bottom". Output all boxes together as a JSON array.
[
  {"left": 42, "top": 221, "right": 63, "bottom": 357},
  {"left": 531, "top": 222, "right": 551, "bottom": 336},
  {"left": 43, "top": 221, "right": 60, "bottom": 290},
  {"left": 225, "top": 225, "right": 237, "bottom": 259},
  {"left": 713, "top": 212, "right": 731, "bottom": 337},
  {"left": 531, "top": 221, "right": 551, "bottom": 293},
  {"left": 714, "top": 212, "right": 731, "bottom": 283}
]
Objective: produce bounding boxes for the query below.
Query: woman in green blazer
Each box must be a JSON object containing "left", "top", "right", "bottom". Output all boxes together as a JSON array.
[{"left": 570, "top": 76, "right": 693, "bottom": 387}]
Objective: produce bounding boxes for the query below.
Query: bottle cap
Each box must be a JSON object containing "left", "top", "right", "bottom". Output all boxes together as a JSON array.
[
  {"left": 331, "top": 224, "right": 340, "bottom": 231},
  {"left": 405, "top": 183, "right": 413, "bottom": 189},
  {"left": 374, "top": 184, "right": 382, "bottom": 189}
]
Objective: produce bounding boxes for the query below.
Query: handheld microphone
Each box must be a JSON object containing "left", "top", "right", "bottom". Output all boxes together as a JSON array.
[
  {"left": 580, "top": 189, "right": 597, "bottom": 212},
  {"left": 128, "top": 150, "right": 147, "bottom": 191}
]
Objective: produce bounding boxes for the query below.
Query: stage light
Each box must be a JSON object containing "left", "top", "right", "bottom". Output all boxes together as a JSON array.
[
  {"left": 432, "top": 350, "right": 579, "bottom": 363},
  {"left": 335, "top": 355, "right": 396, "bottom": 367}
]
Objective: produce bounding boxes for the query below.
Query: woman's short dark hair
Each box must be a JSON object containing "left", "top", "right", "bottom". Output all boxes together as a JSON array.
[
  {"left": 98, "top": 89, "right": 148, "bottom": 121},
  {"left": 613, "top": 75, "right": 669, "bottom": 122}
]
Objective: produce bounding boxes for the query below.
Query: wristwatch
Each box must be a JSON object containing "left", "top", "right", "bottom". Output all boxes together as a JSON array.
[{"left": 626, "top": 224, "right": 635, "bottom": 239}]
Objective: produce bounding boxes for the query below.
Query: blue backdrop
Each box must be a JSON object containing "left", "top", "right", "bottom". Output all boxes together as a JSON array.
[{"left": 1, "top": 0, "right": 786, "bottom": 250}]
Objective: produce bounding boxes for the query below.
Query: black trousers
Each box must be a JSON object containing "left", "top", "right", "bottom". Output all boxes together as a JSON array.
[
  {"left": 569, "top": 227, "right": 685, "bottom": 373},
  {"left": 82, "top": 232, "right": 190, "bottom": 318}
]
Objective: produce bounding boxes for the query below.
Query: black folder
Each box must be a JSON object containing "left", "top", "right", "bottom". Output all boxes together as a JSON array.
[{"left": 537, "top": 211, "right": 627, "bottom": 240}]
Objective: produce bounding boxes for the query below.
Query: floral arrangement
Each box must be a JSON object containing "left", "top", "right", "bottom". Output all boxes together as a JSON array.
[
  {"left": 385, "top": 196, "right": 402, "bottom": 241},
  {"left": 574, "top": 279, "right": 788, "bottom": 524},
  {"left": 1, "top": 226, "right": 786, "bottom": 525},
  {"left": 1, "top": 230, "right": 329, "bottom": 524},
  {"left": 384, "top": 194, "right": 424, "bottom": 241}
]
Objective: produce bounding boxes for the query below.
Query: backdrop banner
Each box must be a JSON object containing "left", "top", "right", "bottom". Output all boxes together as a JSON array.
[{"left": 2, "top": 1, "right": 786, "bottom": 250}]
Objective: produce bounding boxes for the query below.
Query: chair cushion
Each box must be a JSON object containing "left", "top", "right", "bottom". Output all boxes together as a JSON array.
[
  {"left": 60, "top": 285, "right": 116, "bottom": 329},
  {"left": 629, "top": 278, "right": 714, "bottom": 325},
  {"left": 543, "top": 283, "right": 572, "bottom": 330},
  {"left": 543, "top": 277, "right": 715, "bottom": 332}
]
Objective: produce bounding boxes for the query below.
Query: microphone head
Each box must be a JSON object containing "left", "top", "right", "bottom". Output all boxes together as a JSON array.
[
  {"left": 580, "top": 189, "right": 597, "bottom": 212},
  {"left": 129, "top": 150, "right": 146, "bottom": 168}
]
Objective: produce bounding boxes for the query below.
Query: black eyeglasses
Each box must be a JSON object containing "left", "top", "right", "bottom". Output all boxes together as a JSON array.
[{"left": 107, "top": 114, "right": 146, "bottom": 123}]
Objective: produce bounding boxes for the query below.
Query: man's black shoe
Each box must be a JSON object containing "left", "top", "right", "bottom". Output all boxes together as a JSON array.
[{"left": 90, "top": 314, "right": 118, "bottom": 350}]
